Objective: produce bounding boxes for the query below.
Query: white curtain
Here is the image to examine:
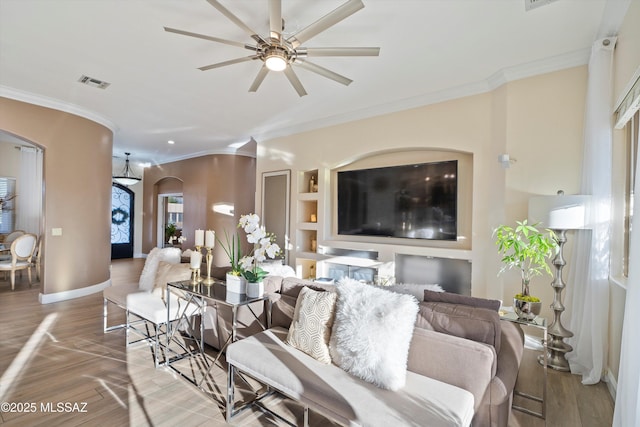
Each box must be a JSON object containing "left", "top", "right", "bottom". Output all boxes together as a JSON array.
[
  {"left": 613, "top": 118, "right": 640, "bottom": 424},
  {"left": 15, "top": 146, "right": 43, "bottom": 235},
  {"left": 564, "top": 37, "right": 616, "bottom": 385}
]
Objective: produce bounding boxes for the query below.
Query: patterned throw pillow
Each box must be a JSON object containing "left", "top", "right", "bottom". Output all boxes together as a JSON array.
[{"left": 286, "top": 286, "right": 337, "bottom": 364}]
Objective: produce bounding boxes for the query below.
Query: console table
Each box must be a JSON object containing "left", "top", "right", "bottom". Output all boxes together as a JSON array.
[{"left": 166, "top": 280, "right": 268, "bottom": 396}]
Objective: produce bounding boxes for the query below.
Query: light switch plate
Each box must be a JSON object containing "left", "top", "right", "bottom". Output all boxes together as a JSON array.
[{"left": 51, "top": 228, "right": 63, "bottom": 236}]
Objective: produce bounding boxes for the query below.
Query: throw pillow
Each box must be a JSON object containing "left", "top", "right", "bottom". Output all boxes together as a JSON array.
[
  {"left": 329, "top": 278, "right": 419, "bottom": 391},
  {"left": 138, "top": 247, "right": 182, "bottom": 291},
  {"left": 378, "top": 283, "right": 443, "bottom": 300},
  {"left": 423, "top": 289, "right": 501, "bottom": 311},
  {"left": 416, "top": 301, "right": 502, "bottom": 353},
  {"left": 286, "top": 286, "right": 337, "bottom": 364},
  {"left": 152, "top": 261, "right": 192, "bottom": 301}
]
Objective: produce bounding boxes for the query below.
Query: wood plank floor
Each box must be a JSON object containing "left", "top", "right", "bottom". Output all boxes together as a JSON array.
[{"left": 0, "top": 259, "right": 614, "bottom": 426}]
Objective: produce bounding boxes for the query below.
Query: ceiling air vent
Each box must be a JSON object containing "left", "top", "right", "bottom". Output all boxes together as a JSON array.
[
  {"left": 525, "top": 0, "right": 559, "bottom": 11},
  {"left": 78, "top": 75, "right": 110, "bottom": 89}
]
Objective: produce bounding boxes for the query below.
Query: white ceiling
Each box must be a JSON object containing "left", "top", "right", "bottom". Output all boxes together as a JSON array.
[{"left": 0, "top": 0, "right": 626, "bottom": 166}]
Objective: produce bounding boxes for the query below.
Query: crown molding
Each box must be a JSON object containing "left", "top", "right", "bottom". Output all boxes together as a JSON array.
[
  {"left": 2, "top": 47, "right": 593, "bottom": 159},
  {"left": 154, "top": 144, "right": 257, "bottom": 166},
  {"left": 0, "top": 85, "right": 118, "bottom": 132},
  {"left": 486, "top": 47, "right": 590, "bottom": 90},
  {"left": 255, "top": 48, "right": 591, "bottom": 143}
]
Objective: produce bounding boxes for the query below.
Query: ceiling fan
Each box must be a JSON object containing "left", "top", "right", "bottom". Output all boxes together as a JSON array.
[{"left": 164, "top": 0, "right": 380, "bottom": 97}]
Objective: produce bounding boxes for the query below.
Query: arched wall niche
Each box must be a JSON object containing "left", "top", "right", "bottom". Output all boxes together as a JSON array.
[
  {"left": 0, "top": 97, "right": 113, "bottom": 302},
  {"left": 330, "top": 147, "right": 473, "bottom": 251},
  {"left": 156, "top": 176, "right": 183, "bottom": 194}
]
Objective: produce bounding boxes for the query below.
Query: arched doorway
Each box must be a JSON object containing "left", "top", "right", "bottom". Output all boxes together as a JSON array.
[
  {"left": 154, "top": 177, "right": 184, "bottom": 248},
  {"left": 111, "top": 183, "right": 134, "bottom": 259}
]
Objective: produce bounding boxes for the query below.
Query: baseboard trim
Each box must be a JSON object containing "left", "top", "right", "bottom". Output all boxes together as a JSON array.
[
  {"left": 605, "top": 369, "right": 617, "bottom": 401},
  {"left": 39, "top": 279, "right": 111, "bottom": 304}
]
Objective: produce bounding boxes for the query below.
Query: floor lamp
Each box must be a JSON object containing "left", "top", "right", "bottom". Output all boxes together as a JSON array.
[{"left": 528, "top": 190, "right": 591, "bottom": 371}]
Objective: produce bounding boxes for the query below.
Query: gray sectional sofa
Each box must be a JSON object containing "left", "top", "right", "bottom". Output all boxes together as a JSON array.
[{"left": 221, "top": 275, "right": 525, "bottom": 427}]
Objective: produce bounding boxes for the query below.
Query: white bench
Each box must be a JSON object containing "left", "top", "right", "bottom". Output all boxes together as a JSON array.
[
  {"left": 226, "top": 328, "right": 476, "bottom": 427},
  {"left": 125, "top": 291, "right": 200, "bottom": 367}
]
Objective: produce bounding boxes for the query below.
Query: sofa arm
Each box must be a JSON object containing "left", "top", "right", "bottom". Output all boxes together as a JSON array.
[{"left": 407, "top": 328, "right": 496, "bottom": 411}]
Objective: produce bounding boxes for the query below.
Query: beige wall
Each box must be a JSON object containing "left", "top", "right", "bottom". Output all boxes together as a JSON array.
[
  {"left": 0, "top": 97, "right": 113, "bottom": 299},
  {"left": 613, "top": 0, "right": 640, "bottom": 108},
  {"left": 142, "top": 154, "right": 256, "bottom": 266},
  {"left": 257, "top": 66, "right": 588, "bottom": 313}
]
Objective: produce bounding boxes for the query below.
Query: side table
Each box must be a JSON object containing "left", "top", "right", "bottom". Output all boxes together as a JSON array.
[{"left": 500, "top": 310, "right": 547, "bottom": 420}]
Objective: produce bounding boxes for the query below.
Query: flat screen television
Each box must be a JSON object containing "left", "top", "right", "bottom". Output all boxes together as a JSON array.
[{"left": 337, "top": 160, "right": 457, "bottom": 241}]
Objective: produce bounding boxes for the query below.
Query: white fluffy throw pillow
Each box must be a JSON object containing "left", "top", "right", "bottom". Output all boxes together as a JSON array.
[
  {"left": 329, "top": 278, "right": 419, "bottom": 391},
  {"left": 138, "top": 247, "right": 182, "bottom": 291}
]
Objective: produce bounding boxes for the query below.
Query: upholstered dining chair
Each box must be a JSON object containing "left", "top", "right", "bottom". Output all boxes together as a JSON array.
[
  {"left": 30, "top": 235, "right": 42, "bottom": 281},
  {"left": 0, "top": 233, "right": 37, "bottom": 290},
  {"left": 0, "top": 230, "right": 25, "bottom": 261}
]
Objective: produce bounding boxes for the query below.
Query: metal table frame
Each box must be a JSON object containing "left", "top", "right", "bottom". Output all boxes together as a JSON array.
[
  {"left": 501, "top": 310, "right": 547, "bottom": 420},
  {"left": 166, "top": 280, "right": 268, "bottom": 393}
]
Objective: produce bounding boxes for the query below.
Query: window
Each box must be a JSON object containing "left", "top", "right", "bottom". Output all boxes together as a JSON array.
[
  {"left": 0, "top": 177, "right": 16, "bottom": 234},
  {"left": 615, "top": 74, "right": 640, "bottom": 279},
  {"left": 622, "top": 110, "right": 638, "bottom": 277}
]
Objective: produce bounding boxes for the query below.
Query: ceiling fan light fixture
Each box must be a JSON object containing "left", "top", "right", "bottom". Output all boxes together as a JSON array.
[
  {"left": 265, "top": 51, "right": 288, "bottom": 71},
  {"left": 113, "top": 152, "right": 141, "bottom": 186}
]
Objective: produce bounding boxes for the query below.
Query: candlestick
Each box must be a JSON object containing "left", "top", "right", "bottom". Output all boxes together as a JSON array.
[
  {"left": 205, "top": 230, "right": 215, "bottom": 248},
  {"left": 190, "top": 251, "right": 202, "bottom": 284},
  {"left": 195, "top": 229, "right": 204, "bottom": 247},
  {"left": 202, "top": 247, "right": 215, "bottom": 285},
  {"left": 190, "top": 250, "right": 202, "bottom": 269},
  {"left": 190, "top": 267, "right": 200, "bottom": 285}
]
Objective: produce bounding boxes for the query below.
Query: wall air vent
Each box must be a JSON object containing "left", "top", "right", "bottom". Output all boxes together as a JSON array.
[
  {"left": 525, "top": 0, "right": 559, "bottom": 11},
  {"left": 78, "top": 75, "right": 110, "bottom": 89}
]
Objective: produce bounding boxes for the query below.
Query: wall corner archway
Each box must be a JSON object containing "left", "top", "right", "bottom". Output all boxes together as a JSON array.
[{"left": 0, "top": 97, "right": 113, "bottom": 303}]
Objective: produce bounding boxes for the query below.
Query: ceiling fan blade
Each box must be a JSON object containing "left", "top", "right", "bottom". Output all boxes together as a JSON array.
[
  {"left": 288, "top": 0, "right": 364, "bottom": 48},
  {"left": 269, "top": 0, "right": 282, "bottom": 40},
  {"left": 206, "top": 0, "right": 266, "bottom": 44},
  {"left": 249, "top": 66, "right": 270, "bottom": 92},
  {"left": 295, "top": 60, "right": 352, "bottom": 86},
  {"left": 164, "top": 27, "right": 253, "bottom": 50},
  {"left": 284, "top": 66, "right": 308, "bottom": 97},
  {"left": 198, "top": 55, "right": 259, "bottom": 71},
  {"left": 302, "top": 47, "right": 380, "bottom": 57}
]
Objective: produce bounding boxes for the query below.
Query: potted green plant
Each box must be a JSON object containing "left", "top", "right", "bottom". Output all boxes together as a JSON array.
[
  {"left": 494, "top": 219, "right": 558, "bottom": 320},
  {"left": 165, "top": 223, "right": 177, "bottom": 245},
  {"left": 218, "top": 229, "right": 246, "bottom": 293}
]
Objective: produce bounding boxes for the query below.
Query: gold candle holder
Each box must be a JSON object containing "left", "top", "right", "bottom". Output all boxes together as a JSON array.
[
  {"left": 190, "top": 267, "right": 201, "bottom": 285},
  {"left": 202, "top": 246, "right": 215, "bottom": 285}
]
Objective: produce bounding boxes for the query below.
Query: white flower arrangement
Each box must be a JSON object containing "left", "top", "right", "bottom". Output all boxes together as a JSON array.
[{"left": 237, "top": 213, "right": 281, "bottom": 283}]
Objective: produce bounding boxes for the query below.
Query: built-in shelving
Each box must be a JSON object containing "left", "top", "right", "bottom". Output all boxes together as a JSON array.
[{"left": 294, "top": 169, "right": 321, "bottom": 279}]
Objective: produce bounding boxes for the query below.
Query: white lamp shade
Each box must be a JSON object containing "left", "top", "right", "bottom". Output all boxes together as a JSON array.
[{"left": 528, "top": 193, "right": 592, "bottom": 230}]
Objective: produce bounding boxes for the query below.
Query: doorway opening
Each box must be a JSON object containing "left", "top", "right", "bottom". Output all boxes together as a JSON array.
[
  {"left": 111, "top": 183, "right": 134, "bottom": 259},
  {"left": 158, "top": 194, "right": 183, "bottom": 248}
]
